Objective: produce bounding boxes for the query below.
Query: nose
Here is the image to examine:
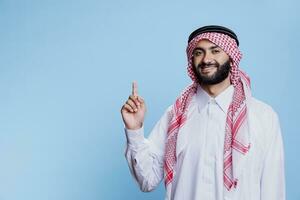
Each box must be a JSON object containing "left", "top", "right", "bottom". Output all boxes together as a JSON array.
[{"left": 202, "top": 52, "right": 213, "bottom": 64}]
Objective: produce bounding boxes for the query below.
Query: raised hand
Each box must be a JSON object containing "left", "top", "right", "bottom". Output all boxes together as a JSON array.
[{"left": 121, "top": 81, "right": 146, "bottom": 130}]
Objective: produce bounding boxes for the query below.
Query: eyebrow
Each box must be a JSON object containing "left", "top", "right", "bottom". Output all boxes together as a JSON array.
[{"left": 193, "top": 45, "right": 220, "bottom": 52}]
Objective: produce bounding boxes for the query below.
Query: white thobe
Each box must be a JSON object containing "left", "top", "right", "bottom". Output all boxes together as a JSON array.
[{"left": 124, "top": 85, "right": 285, "bottom": 200}]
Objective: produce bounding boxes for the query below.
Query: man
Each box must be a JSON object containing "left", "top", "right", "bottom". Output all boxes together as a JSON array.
[{"left": 121, "top": 25, "right": 285, "bottom": 200}]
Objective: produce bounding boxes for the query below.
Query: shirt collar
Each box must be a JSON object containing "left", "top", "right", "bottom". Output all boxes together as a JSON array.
[{"left": 195, "top": 84, "right": 234, "bottom": 114}]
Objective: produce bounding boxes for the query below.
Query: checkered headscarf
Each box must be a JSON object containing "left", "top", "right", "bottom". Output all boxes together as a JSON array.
[{"left": 164, "top": 32, "right": 251, "bottom": 191}]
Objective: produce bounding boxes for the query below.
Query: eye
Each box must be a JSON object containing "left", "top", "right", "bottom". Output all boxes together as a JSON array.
[
  {"left": 193, "top": 50, "right": 203, "bottom": 57},
  {"left": 212, "top": 49, "right": 221, "bottom": 54}
]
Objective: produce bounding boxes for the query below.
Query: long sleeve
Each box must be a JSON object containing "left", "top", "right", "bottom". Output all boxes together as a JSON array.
[
  {"left": 124, "top": 107, "right": 171, "bottom": 192},
  {"left": 260, "top": 112, "right": 285, "bottom": 200}
]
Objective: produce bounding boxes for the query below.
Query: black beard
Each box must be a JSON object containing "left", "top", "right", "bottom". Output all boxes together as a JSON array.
[{"left": 193, "top": 60, "right": 231, "bottom": 85}]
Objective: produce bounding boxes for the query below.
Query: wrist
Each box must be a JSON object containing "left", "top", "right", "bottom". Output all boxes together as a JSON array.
[{"left": 126, "top": 122, "right": 143, "bottom": 130}]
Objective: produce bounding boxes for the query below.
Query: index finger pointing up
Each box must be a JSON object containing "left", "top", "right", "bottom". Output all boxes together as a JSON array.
[{"left": 132, "top": 81, "right": 138, "bottom": 97}]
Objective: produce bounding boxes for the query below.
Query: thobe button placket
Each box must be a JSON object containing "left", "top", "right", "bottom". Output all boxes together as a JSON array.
[
  {"left": 202, "top": 98, "right": 217, "bottom": 186},
  {"left": 207, "top": 98, "right": 216, "bottom": 115}
]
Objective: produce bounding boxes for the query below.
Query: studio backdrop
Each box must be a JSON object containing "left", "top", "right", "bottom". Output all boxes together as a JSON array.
[{"left": 0, "top": 0, "right": 299, "bottom": 199}]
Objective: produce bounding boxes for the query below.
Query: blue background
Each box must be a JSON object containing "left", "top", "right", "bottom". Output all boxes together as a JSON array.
[{"left": 0, "top": 0, "right": 299, "bottom": 199}]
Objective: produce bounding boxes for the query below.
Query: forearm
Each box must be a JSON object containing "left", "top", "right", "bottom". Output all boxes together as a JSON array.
[{"left": 125, "top": 127, "right": 164, "bottom": 192}]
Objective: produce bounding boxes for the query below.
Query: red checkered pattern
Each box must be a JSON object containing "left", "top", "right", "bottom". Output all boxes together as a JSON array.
[{"left": 164, "top": 32, "right": 251, "bottom": 190}]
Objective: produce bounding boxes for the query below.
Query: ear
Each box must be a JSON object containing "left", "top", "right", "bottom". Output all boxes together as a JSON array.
[
  {"left": 190, "top": 57, "right": 195, "bottom": 67},
  {"left": 229, "top": 60, "right": 235, "bottom": 70},
  {"left": 229, "top": 58, "right": 234, "bottom": 66}
]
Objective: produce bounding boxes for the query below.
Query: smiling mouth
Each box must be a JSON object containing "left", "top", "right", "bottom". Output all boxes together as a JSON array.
[
  {"left": 200, "top": 64, "right": 218, "bottom": 69},
  {"left": 200, "top": 65, "right": 217, "bottom": 73}
]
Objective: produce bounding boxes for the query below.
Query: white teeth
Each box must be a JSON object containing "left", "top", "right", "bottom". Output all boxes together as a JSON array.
[
  {"left": 202, "top": 66, "right": 214, "bottom": 69},
  {"left": 201, "top": 65, "right": 217, "bottom": 69}
]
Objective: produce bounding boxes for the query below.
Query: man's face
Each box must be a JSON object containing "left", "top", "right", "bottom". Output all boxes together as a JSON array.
[{"left": 192, "top": 39, "right": 231, "bottom": 85}]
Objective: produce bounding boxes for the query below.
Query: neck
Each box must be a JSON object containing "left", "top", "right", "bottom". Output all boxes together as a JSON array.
[{"left": 200, "top": 76, "right": 231, "bottom": 98}]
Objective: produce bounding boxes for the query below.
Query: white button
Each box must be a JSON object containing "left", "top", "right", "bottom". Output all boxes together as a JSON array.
[{"left": 209, "top": 98, "right": 216, "bottom": 104}]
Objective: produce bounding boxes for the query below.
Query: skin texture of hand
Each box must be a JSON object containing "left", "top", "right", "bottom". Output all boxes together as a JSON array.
[{"left": 121, "top": 81, "right": 146, "bottom": 130}]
